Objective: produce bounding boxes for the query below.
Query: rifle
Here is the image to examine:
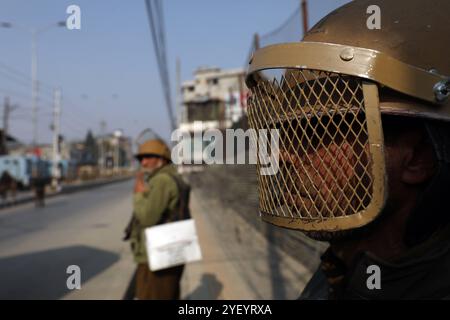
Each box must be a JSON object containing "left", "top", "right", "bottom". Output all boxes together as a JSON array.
[{"left": 122, "top": 214, "right": 136, "bottom": 241}]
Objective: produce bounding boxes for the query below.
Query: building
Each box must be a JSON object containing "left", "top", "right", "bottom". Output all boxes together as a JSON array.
[
  {"left": 179, "top": 67, "right": 249, "bottom": 164},
  {"left": 180, "top": 66, "right": 247, "bottom": 129},
  {"left": 96, "top": 133, "right": 133, "bottom": 171},
  {"left": 0, "top": 130, "right": 24, "bottom": 155},
  {"left": 67, "top": 132, "right": 132, "bottom": 178}
]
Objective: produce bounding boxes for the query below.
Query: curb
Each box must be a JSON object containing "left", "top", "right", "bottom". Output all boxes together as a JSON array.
[{"left": 0, "top": 176, "right": 133, "bottom": 209}]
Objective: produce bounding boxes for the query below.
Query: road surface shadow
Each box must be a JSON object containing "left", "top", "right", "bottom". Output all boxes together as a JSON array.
[
  {"left": 0, "top": 245, "right": 119, "bottom": 299},
  {"left": 184, "top": 273, "right": 223, "bottom": 300}
]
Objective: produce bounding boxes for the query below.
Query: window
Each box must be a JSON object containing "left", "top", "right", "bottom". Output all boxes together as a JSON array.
[{"left": 208, "top": 78, "right": 219, "bottom": 85}]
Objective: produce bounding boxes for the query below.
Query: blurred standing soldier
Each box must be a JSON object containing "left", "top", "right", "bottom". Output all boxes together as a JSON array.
[
  {"left": 0, "top": 171, "right": 17, "bottom": 205},
  {"left": 126, "top": 138, "right": 190, "bottom": 300},
  {"left": 31, "top": 161, "right": 48, "bottom": 208},
  {"left": 246, "top": 0, "right": 450, "bottom": 299}
]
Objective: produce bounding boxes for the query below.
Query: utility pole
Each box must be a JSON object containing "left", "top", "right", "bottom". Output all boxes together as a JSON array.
[
  {"left": 0, "top": 21, "right": 66, "bottom": 146},
  {"left": 2, "top": 97, "right": 18, "bottom": 155},
  {"left": 145, "top": 0, "right": 176, "bottom": 132},
  {"left": 176, "top": 57, "right": 181, "bottom": 127},
  {"left": 113, "top": 129, "right": 122, "bottom": 175},
  {"left": 31, "top": 28, "right": 38, "bottom": 147},
  {"left": 301, "top": 0, "right": 309, "bottom": 37},
  {"left": 2, "top": 97, "right": 10, "bottom": 155},
  {"left": 51, "top": 88, "right": 61, "bottom": 190},
  {"left": 254, "top": 33, "right": 260, "bottom": 51},
  {"left": 99, "top": 120, "right": 106, "bottom": 175}
]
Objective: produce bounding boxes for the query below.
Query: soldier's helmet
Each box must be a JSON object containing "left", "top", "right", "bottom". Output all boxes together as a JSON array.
[
  {"left": 135, "top": 139, "right": 171, "bottom": 162},
  {"left": 245, "top": 0, "right": 450, "bottom": 239}
]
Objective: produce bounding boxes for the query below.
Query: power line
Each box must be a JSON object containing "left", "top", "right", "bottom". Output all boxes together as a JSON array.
[
  {"left": 0, "top": 60, "right": 117, "bottom": 139},
  {"left": 0, "top": 62, "right": 31, "bottom": 81},
  {"left": 0, "top": 87, "right": 32, "bottom": 100},
  {"left": 145, "top": 0, "right": 176, "bottom": 132},
  {"left": 0, "top": 75, "right": 56, "bottom": 104},
  {"left": 60, "top": 118, "right": 88, "bottom": 137},
  {"left": 0, "top": 86, "right": 100, "bottom": 131},
  {"left": 260, "top": 5, "right": 301, "bottom": 39},
  {"left": 0, "top": 91, "right": 96, "bottom": 141},
  {"left": 60, "top": 106, "right": 98, "bottom": 132},
  {"left": 0, "top": 69, "right": 33, "bottom": 88},
  {"left": 10, "top": 115, "right": 32, "bottom": 120},
  {"left": 0, "top": 60, "right": 59, "bottom": 96},
  {"left": 63, "top": 98, "right": 101, "bottom": 130}
]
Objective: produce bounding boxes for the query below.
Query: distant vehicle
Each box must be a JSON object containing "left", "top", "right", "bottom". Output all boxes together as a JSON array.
[
  {"left": 0, "top": 155, "right": 33, "bottom": 188},
  {"left": 0, "top": 155, "right": 52, "bottom": 189}
]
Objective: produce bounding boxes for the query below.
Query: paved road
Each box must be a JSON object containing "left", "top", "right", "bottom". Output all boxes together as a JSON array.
[
  {"left": 0, "top": 180, "right": 135, "bottom": 300},
  {"left": 0, "top": 175, "right": 313, "bottom": 300}
]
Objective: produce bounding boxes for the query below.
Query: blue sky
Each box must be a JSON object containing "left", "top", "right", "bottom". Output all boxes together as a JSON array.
[{"left": 0, "top": 0, "right": 350, "bottom": 145}]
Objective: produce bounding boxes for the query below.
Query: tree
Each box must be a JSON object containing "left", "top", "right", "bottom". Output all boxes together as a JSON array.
[{"left": 82, "top": 130, "right": 98, "bottom": 165}]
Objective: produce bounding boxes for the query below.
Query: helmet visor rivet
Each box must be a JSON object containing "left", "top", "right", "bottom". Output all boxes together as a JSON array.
[
  {"left": 434, "top": 80, "right": 450, "bottom": 102},
  {"left": 340, "top": 48, "right": 354, "bottom": 61}
]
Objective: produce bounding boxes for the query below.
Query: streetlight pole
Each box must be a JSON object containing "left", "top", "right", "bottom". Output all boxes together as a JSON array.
[
  {"left": 100, "top": 120, "right": 107, "bottom": 175},
  {"left": 51, "top": 88, "right": 61, "bottom": 190},
  {"left": 31, "top": 28, "right": 38, "bottom": 147},
  {"left": 113, "top": 129, "right": 123, "bottom": 175}
]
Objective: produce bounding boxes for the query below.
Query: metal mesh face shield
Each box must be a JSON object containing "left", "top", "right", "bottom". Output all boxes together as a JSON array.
[
  {"left": 247, "top": 68, "right": 386, "bottom": 231},
  {"left": 246, "top": 42, "right": 449, "bottom": 232}
]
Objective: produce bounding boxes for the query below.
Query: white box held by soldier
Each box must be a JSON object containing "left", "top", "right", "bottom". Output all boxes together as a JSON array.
[{"left": 145, "top": 219, "right": 202, "bottom": 272}]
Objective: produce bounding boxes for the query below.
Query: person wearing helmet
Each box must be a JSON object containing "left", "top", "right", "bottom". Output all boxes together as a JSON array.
[
  {"left": 127, "top": 138, "right": 190, "bottom": 299},
  {"left": 246, "top": 0, "right": 450, "bottom": 299}
]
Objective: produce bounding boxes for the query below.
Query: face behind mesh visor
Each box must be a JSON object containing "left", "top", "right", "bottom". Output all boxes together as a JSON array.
[{"left": 247, "top": 68, "right": 386, "bottom": 231}]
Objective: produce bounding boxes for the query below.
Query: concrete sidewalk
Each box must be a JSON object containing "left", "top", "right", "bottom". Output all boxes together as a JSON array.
[{"left": 181, "top": 190, "right": 312, "bottom": 300}]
